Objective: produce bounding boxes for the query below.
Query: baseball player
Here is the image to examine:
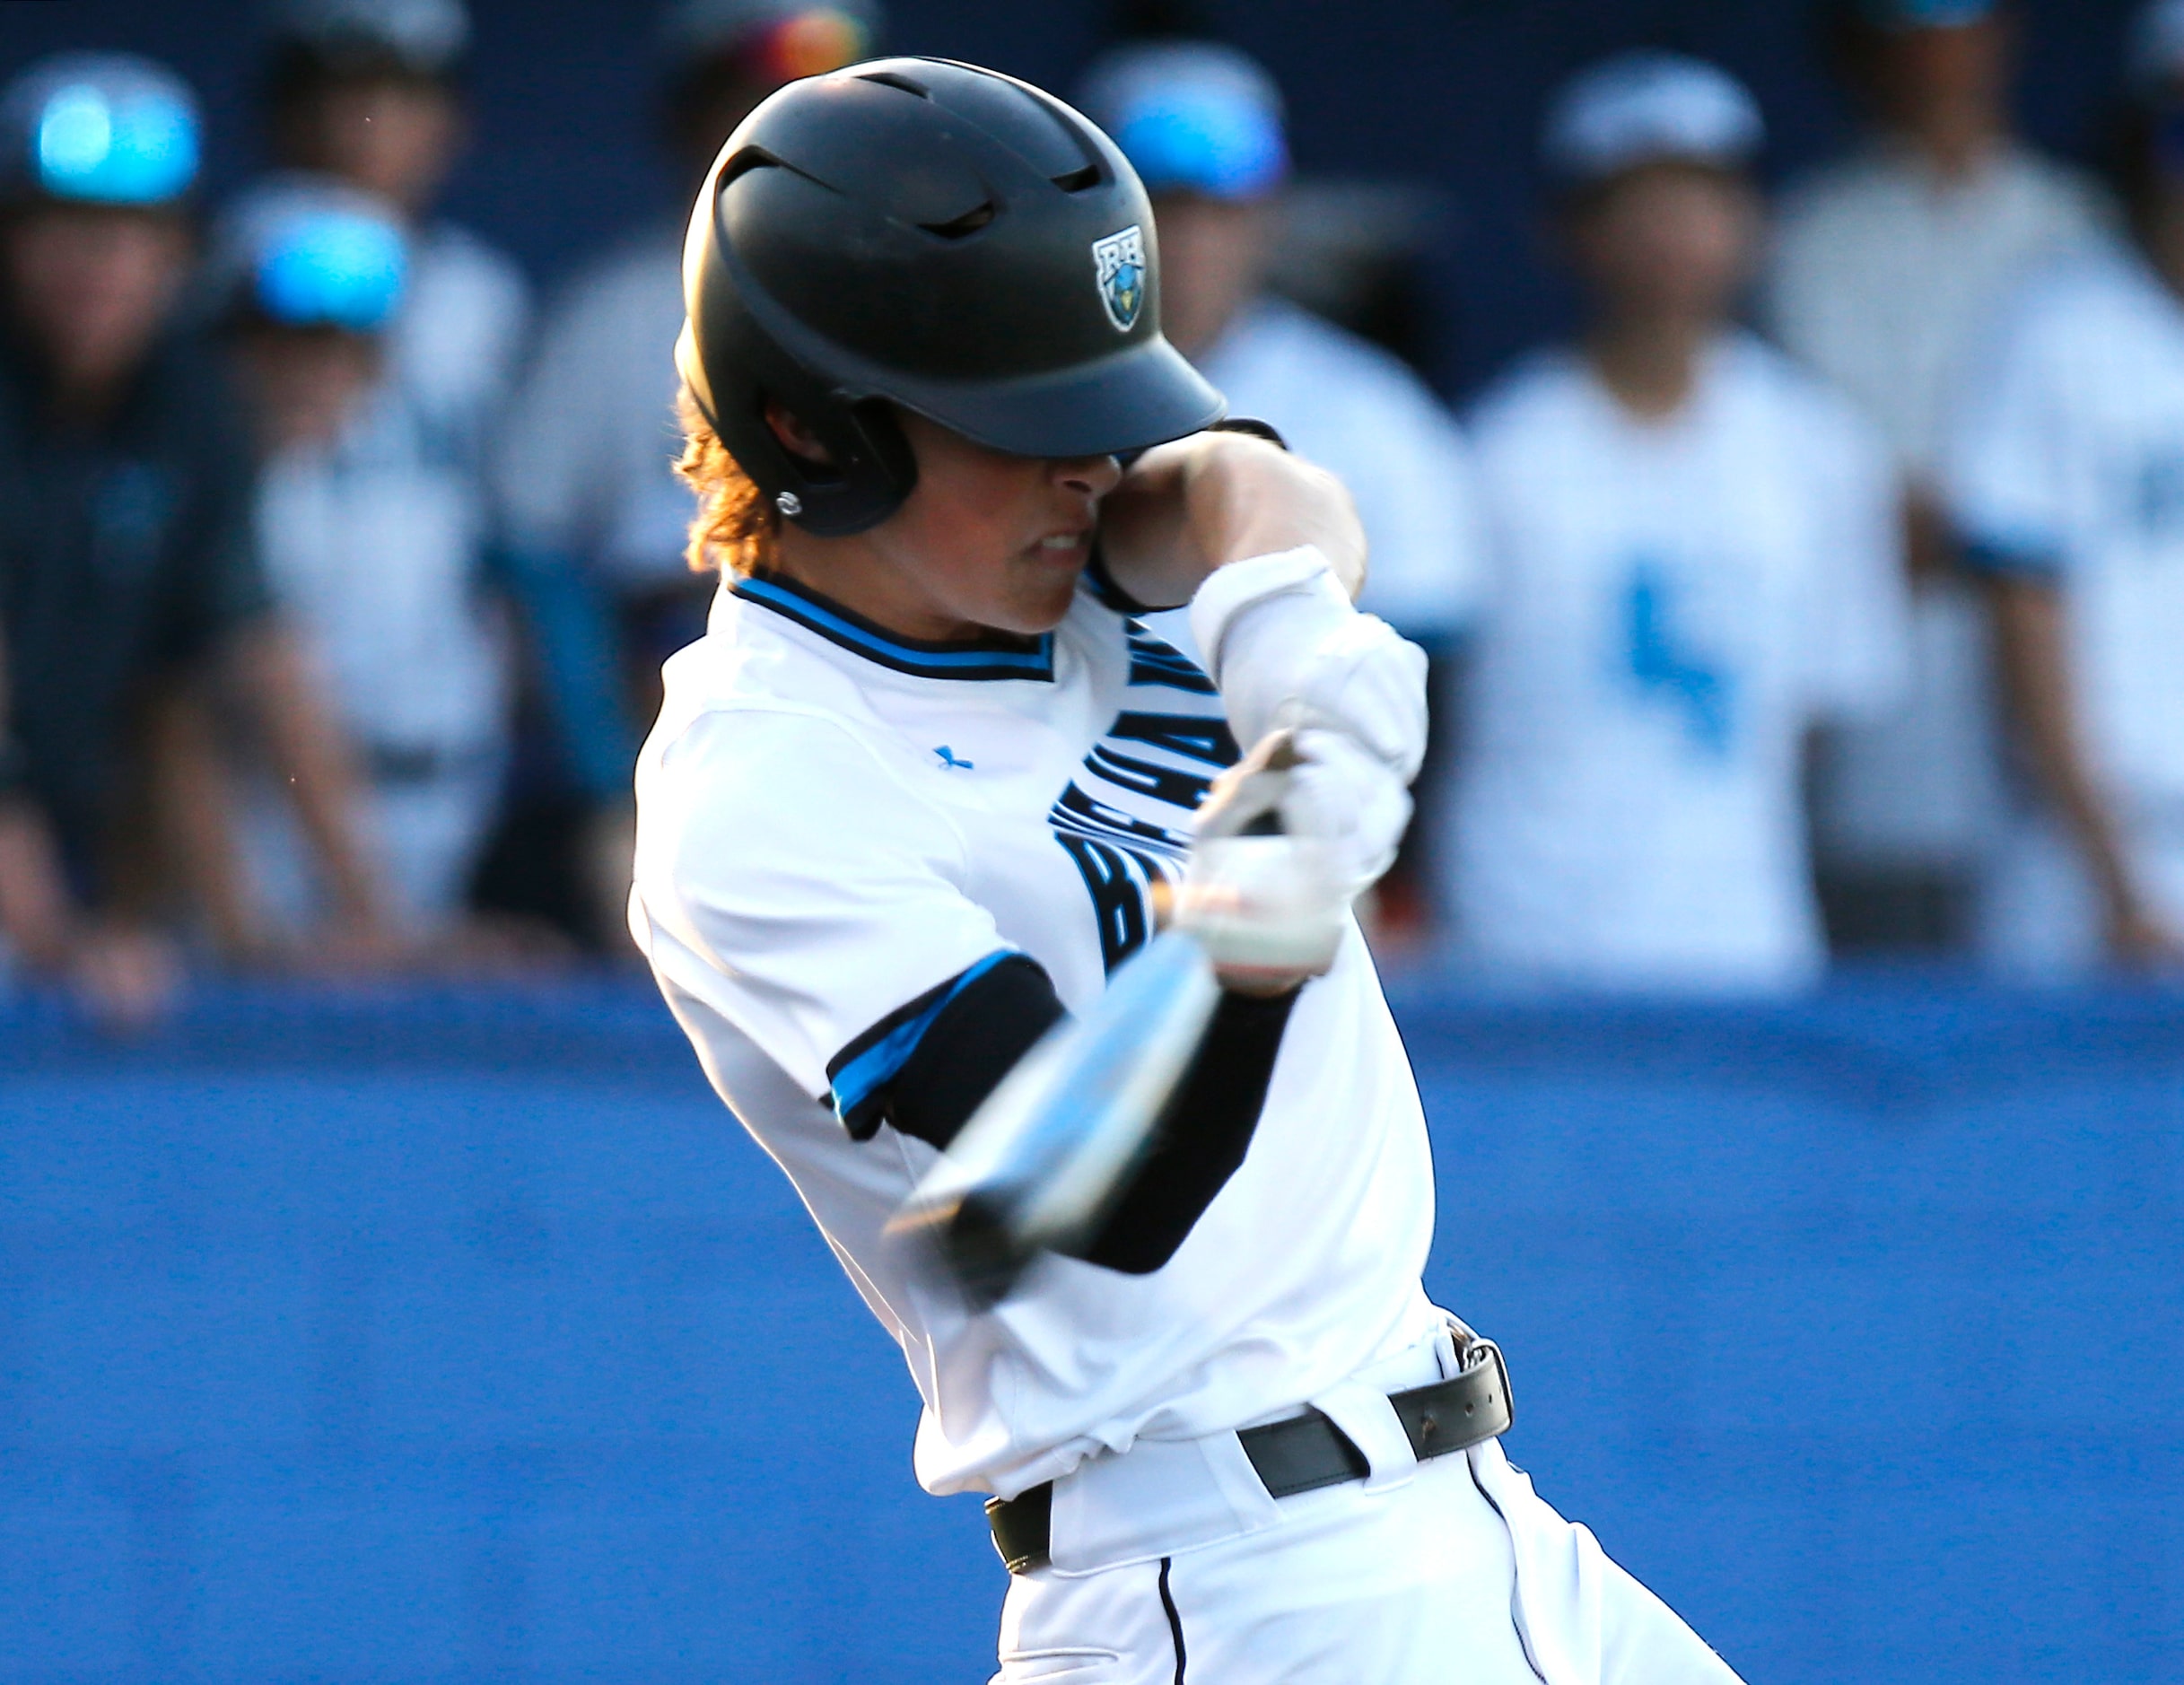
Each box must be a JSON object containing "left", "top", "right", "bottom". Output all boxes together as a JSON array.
[
  {"left": 1446, "top": 54, "right": 1910, "bottom": 992},
  {"left": 1766, "top": 0, "right": 2114, "bottom": 947},
  {"left": 631, "top": 57, "right": 1743, "bottom": 1681},
  {"left": 208, "top": 180, "right": 512, "bottom": 941},
  {"left": 0, "top": 52, "right": 392, "bottom": 978},
  {"left": 1937, "top": 0, "right": 2184, "bottom": 973},
  {"left": 260, "top": 0, "right": 529, "bottom": 456}
]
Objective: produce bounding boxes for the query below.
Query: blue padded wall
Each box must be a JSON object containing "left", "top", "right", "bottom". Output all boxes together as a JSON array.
[{"left": 2, "top": 976, "right": 2180, "bottom": 1681}]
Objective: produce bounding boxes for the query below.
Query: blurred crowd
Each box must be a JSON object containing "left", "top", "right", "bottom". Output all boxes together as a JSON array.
[{"left": 3, "top": 0, "right": 2182, "bottom": 1024}]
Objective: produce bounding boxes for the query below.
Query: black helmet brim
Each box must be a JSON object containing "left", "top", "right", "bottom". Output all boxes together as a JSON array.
[{"left": 878, "top": 334, "right": 1225, "bottom": 462}]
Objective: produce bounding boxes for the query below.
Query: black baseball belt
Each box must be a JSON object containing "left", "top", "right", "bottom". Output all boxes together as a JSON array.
[{"left": 986, "top": 1334, "right": 1512, "bottom": 1576}]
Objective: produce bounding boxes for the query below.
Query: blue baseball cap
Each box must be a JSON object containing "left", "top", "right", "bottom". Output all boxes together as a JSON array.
[
  {"left": 0, "top": 54, "right": 202, "bottom": 208},
  {"left": 1855, "top": 0, "right": 2000, "bottom": 30},
  {"left": 1543, "top": 52, "right": 1763, "bottom": 187},
  {"left": 1076, "top": 42, "right": 1289, "bottom": 203},
  {"left": 213, "top": 179, "right": 408, "bottom": 333}
]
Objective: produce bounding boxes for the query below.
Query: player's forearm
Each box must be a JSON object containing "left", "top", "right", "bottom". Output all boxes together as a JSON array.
[
  {"left": 0, "top": 797, "right": 82, "bottom": 968},
  {"left": 143, "top": 684, "right": 271, "bottom": 963},
  {"left": 1987, "top": 576, "right": 2143, "bottom": 916},
  {"left": 1098, "top": 431, "right": 1367, "bottom": 610}
]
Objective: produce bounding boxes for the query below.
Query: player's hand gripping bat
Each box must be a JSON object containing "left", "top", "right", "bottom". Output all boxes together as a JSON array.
[{"left": 887, "top": 733, "right": 1347, "bottom": 1305}]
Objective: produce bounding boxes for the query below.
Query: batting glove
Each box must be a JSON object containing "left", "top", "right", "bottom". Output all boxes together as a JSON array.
[{"left": 1170, "top": 729, "right": 1412, "bottom": 986}]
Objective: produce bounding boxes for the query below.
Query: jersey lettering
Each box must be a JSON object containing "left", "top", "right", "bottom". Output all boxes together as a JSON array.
[
  {"left": 1055, "top": 833, "right": 1169, "bottom": 970},
  {"left": 1125, "top": 622, "right": 1219, "bottom": 694},
  {"left": 1108, "top": 711, "right": 1241, "bottom": 767},
  {"left": 1052, "top": 781, "right": 1192, "bottom": 853},
  {"left": 1624, "top": 561, "right": 1734, "bottom": 755},
  {"left": 1051, "top": 642, "right": 1237, "bottom": 971},
  {"left": 1084, "top": 745, "right": 1215, "bottom": 811}
]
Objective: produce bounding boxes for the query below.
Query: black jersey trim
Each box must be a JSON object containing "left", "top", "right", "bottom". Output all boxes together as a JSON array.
[{"left": 733, "top": 573, "right": 1056, "bottom": 682}]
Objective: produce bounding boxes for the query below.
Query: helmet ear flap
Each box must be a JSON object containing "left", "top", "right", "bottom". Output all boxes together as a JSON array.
[
  {"left": 771, "top": 397, "right": 920, "bottom": 537},
  {"left": 690, "top": 310, "right": 921, "bottom": 538}
]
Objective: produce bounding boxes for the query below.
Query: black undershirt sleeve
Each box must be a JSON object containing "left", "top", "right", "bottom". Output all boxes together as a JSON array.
[
  {"left": 1066, "top": 985, "right": 1299, "bottom": 1275},
  {"left": 881, "top": 955, "right": 1065, "bottom": 1151},
  {"left": 859, "top": 953, "right": 1299, "bottom": 1276}
]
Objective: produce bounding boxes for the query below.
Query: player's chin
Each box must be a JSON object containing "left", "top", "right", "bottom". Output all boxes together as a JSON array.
[{"left": 994, "top": 549, "right": 1088, "bottom": 633}]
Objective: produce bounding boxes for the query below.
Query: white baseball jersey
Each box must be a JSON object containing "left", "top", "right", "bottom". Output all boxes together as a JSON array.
[
  {"left": 1766, "top": 144, "right": 2113, "bottom": 872},
  {"left": 630, "top": 570, "right": 1440, "bottom": 1500},
  {"left": 1197, "top": 297, "right": 1487, "bottom": 641},
  {"left": 388, "top": 220, "right": 530, "bottom": 458},
  {"left": 494, "top": 226, "right": 697, "bottom": 591},
  {"left": 1944, "top": 249, "right": 2184, "bottom": 967},
  {"left": 248, "top": 383, "right": 511, "bottom": 930},
  {"left": 1446, "top": 335, "right": 1909, "bottom": 991},
  {"left": 1769, "top": 144, "right": 2110, "bottom": 477}
]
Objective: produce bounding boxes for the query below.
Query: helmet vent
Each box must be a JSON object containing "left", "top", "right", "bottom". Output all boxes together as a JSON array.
[
  {"left": 859, "top": 70, "right": 932, "bottom": 99},
  {"left": 919, "top": 200, "right": 998, "bottom": 239},
  {"left": 1050, "top": 163, "right": 1102, "bottom": 193}
]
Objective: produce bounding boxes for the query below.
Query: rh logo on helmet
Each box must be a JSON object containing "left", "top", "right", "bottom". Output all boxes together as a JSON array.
[{"left": 1092, "top": 226, "right": 1146, "bottom": 333}]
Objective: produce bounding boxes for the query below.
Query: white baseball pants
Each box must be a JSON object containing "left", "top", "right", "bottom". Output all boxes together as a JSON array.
[{"left": 990, "top": 1335, "right": 1743, "bottom": 1685}]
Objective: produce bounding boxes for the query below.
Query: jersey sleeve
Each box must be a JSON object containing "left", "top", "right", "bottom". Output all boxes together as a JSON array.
[
  {"left": 1942, "top": 286, "right": 2075, "bottom": 579},
  {"left": 1795, "top": 386, "right": 1911, "bottom": 720},
  {"left": 632, "top": 704, "right": 1016, "bottom": 1128}
]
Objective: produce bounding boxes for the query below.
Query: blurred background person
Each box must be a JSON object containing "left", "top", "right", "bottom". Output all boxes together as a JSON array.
[
  {"left": 203, "top": 180, "right": 528, "bottom": 956},
  {"left": 1767, "top": 0, "right": 2115, "bottom": 956},
  {"left": 1074, "top": 37, "right": 1487, "bottom": 650},
  {"left": 0, "top": 53, "right": 390, "bottom": 982},
  {"left": 262, "top": 0, "right": 527, "bottom": 454},
  {"left": 1075, "top": 33, "right": 1486, "bottom": 939},
  {"left": 1937, "top": 0, "right": 2184, "bottom": 976},
  {"left": 1446, "top": 53, "right": 1910, "bottom": 995},
  {"left": 0, "top": 616, "right": 180, "bottom": 1025},
  {"left": 487, "top": 0, "right": 879, "bottom": 947}
]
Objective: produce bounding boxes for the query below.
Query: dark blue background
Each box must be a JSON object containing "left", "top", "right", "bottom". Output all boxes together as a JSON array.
[
  {"left": 0, "top": 0, "right": 2153, "bottom": 389},
  {"left": 3, "top": 973, "right": 2180, "bottom": 1681}
]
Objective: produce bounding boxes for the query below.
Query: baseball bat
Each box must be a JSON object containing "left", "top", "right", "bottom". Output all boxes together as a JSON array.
[
  {"left": 885, "top": 925, "right": 1223, "bottom": 1306},
  {"left": 886, "top": 734, "right": 1307, "bottom": 1306}
]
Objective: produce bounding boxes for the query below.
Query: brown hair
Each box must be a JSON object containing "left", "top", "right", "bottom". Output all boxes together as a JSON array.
[{"left": 675, "top": 385, "right": 781, "bottom": 576}]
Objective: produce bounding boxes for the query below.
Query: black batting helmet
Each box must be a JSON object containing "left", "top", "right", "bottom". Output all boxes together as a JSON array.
[{"left": 676, "top": 57, "right": 1225, "bottom": 537}]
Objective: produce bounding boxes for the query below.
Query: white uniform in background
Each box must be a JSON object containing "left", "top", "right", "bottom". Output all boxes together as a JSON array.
[
  {"left": 1197, "top": 296, "right": 1488, "bottom": 641},
  {"left": 1448, "top": 335, "right": 1909, "bottom": 992},
  {"left": 246, "top": 388, "right": 511, "bottom": 932},
  {"left": 1944, "top": 248, "right": 2184, "bottom": 973},
  {"left": 1767, "top": 144, "right": 2111, "bottom": 886},
  {"left": 389, "top": 219, "right": 530, "bottom": 459},
  {"left": 632, "top": 568, "right": 1739, "bottom": 1683},
  {"left": 494, "top": 227, "right": 696, "bottom": 590}
]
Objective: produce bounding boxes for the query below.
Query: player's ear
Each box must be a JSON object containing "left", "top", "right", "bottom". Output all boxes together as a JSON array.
[{"left": 764, "top": 400, "right": 836, "bottom": 467}]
